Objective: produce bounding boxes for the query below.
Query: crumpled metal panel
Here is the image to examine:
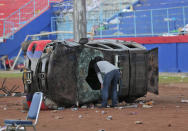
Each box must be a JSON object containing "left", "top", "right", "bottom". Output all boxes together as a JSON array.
[
  {"left": 76, "top": 48, "right": 103, "bottom": 104},
  {"left": 46, "top": 44, "right": 78, "bottom": 106},
  {"left": 129, "top": 51, "right": 148, "bottom": 97},
  {"left": 23, "top": 39, "right": 159, "bottom": 107},
  {"left": 147, "top": 48, "right": 159, "bottom": 95}
]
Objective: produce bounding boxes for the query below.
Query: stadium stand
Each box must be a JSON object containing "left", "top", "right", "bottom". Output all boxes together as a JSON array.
[
  {"left": 1, "top": 0, "right": 188, "bottom": 72},
  {"left": 0, "top": 0, "right": 62, "bottom": 39},
  {"left": 0, "top": 0, "right": 30, "bottom": 19},
  {"left": 134, "top": 0, "right": 188, "bottom": 10},
  {"left": 0, "top": 0, "right": 30, "bottom": 37},
  {"left": 93, "top": 0, "right": 188, "bottom": 37},
  {"left": 0, "top": 0, "right": 63, "bottom": 61}
]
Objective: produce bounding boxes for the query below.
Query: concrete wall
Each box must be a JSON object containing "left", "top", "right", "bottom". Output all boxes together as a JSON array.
[
  {"left": 108, "top": 36, "right": 188, "bottom": 72},
  {"left": 143, "top": 43, "right": 188, "bottom": 72}
]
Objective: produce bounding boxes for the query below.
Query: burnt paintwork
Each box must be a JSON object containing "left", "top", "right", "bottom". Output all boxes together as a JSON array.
[{"left": 23, "top": 39, "right": 158, "bottom": 107}]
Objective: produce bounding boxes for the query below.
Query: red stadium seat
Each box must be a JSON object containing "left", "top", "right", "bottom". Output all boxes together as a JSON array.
[{"left": 0, "top": 0, "right": 30, "bottom": 37}]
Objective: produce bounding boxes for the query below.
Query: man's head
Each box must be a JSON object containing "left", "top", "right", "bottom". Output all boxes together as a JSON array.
[{"left": 94, "top": 56, "right": 104, "bottom": 63}]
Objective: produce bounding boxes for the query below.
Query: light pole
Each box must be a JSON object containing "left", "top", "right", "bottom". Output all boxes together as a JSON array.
[{"left": 73, "top": 0, "right": 87, "bottom": 42}]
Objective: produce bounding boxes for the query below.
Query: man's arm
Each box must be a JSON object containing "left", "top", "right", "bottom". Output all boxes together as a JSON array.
[
  {"left": 94, "top": 63, "right": 103, "bottom": 88},
  {"left": 97, "top": 72, "right": 103, "bottom": 85}
]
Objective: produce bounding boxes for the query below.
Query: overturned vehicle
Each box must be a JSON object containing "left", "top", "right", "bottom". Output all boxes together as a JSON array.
[{"left": 23, "top": 38, "right": 158, "bottom": 108}]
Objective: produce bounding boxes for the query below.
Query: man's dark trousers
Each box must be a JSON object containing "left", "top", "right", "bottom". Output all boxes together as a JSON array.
[{"left": 101, "top": 69, "right": 120, "bottom": 107}]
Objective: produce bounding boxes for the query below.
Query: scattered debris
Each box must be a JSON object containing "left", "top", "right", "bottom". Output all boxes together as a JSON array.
[
  {"left": 12, "top": 92, "right": 23, "bottom": 97},
  {"left": 3, "top": 107, "right": 7, "bottom": 110},
  {"left": 101, "top": 111, "right": 107, "bottom": 115},
  {"left": 98, "top": 129, "right": 105, "bottom": 131},
  {"left": 0, "top": 126, "right": 6, "bottom": 131},
  {"left": 71, "top": 108, "right": 78, "bottom": 111},
  {"left": 0, "top": 78, "right": 20, "bottom": 96},
  {"left": 51, "top": 106, "right": 58, "bottom": 110},
  {"left": 78, "top": 115, "right": 83, "bottom": 119},
  {"left": 107, "top": 105, "right": 110, "bottom": 108},
  {"left": 106, "top": 116, "right": 112, "bottom": 120},
  {"left": 55, "top": 116, "right": 63, "bottom": 119},
  {"left": 117, "top": 107, "right": 124, "bottom": 110},
  {"left": 176, "top": 106, "right": 180, "bottom": 108},
  {"left": 124, "top": 104, "right": 138, "bottom": 108},
  {"left": 135, "top": 121, "right": 143, "bottom": 124},
  {"left": 81, "top": 105, "right": 87, "bottom": 109},
  {"left": 118, "top": 101, "right": 126, "bottom": 106},
  {"left": 168, "top": 124, "right": 172, "bottom": 127},
  {"left": 145, "top": 100, "right": 154, "bottom": 105},
  {"left": 16, "top": 107, "right": 20, "bottom": 110},
  {"left": 58, "top": 107, "right": 64, "bottom": 110},
  {"left": 42, "top": 125, "right": 47, "bottom": 127},
  {"left": 21, "top": 110, "right": 26, "bottom": 113},
  {"left": 95, "top": 103, "right": 102, "bottom": 108},
  {"left": 15, "top": 101, "right": 21, "bottom": 106},
  {"left": 96, "top": 110, "right": 99, "bottom": 113},
  {"left": 0, "top": 94, "right": 5, "bottom": 97},
  {"left": 22, "top": 99, "right": 29, "bottom": 110},
  {"left": 84, "top": 112, "right": 88, "bottom": 115},
  {"left": 128, "top": 112, "right": 137, "bottom": 115},
  {"left": 181, "top": 99, "right": 188, "bottom": 103},
  {"left": 51, "top": 110, "right": 58, "bottom": 113},
  {"left": 44, "top": 98, "right": 58, "bottom": 110},
  {"left": 177, "top": 94, "right": 184, "bottom": 98},
  {"left": 142, "top": 104, "right": 152, "bottom": 108},
  {"left": 89, "top": 104, "right": 95, "bottom": 108},
  {"left": 137, "top": 99, "right": 154, "bottom": 105}
]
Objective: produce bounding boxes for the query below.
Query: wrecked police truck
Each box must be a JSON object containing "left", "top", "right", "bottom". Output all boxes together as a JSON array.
[{"left": 23, "top": 38, "right": 158, "bottom": 108}]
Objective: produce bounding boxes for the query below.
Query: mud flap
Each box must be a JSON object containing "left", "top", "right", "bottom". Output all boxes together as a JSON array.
[{"left": 147, "top": 48, "right": 159, "bottom": 95}]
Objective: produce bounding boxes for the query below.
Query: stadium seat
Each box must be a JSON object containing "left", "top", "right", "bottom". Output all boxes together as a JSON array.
[{"left": 4, "top": 92, "right": 43, "bottom": 131}]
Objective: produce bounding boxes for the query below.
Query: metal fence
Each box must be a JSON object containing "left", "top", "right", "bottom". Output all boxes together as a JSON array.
[
  {"left": 54, "top": 6, "right": 188, "bottom": 39},
  {"left": 1, "top": 0, "right": 50, "bottom": 39},
  {"left": 94, "top": 6, "right": 188, "bottom": 38},
  {"left": 0, "top": 20, "right": 4, "bottom": 38}
]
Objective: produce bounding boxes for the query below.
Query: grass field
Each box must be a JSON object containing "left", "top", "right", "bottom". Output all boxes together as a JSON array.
[
  {"left": 0, "top": 72, "right": 22, "bottom": 78},
  {"left": 0, "top": 71, "right": 188, "bottom": 83},
  {"left": 159, "top": 75, "right": 188, "bottom": 83}
]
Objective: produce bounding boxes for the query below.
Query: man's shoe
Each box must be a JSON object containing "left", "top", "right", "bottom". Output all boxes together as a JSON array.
[
  {"left": 111, "top": 103, "right": 120, "bottom": 108},
  {"left": 95, "top": 103, "right": 107, "bottom": 108}
]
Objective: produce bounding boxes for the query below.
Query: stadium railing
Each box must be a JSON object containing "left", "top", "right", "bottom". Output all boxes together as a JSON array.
[
  {"left": 53, "top": 6, "right": 188, "bottom": 39},
  {"left": 1, "top": 0, "right": 62, "bottom": 39}
]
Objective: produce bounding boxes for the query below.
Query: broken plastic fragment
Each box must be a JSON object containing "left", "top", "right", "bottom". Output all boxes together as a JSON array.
[{"left": 135, "top": 121, "right": 143, "bottom": 124}]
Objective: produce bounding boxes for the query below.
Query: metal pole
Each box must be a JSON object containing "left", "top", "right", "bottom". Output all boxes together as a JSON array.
[
  {"left": 11, "top": 48, "right": 22, "bottom": 70},
  {"left": 99, "top": 3, "right": 103, "bottom": 38},
  {"left": 167, "top": 8, "right": 170, "bottom": 34},
  {"left": 182, "top": 7, "right": 186, "bottom": 27},
  {"left": 150, "top": 10, "right": 154, "bottom": 36},
  {"left": 134, "top": 11, "right": 137, "bottom": 37},
  {"left": 73, "top": 0, "right": 87, "bottom": 42}
]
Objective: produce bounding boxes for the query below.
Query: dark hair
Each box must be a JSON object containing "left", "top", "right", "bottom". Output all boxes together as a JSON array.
[{"left": 94, "top": 56, "right": 103, "bottom": 63}]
